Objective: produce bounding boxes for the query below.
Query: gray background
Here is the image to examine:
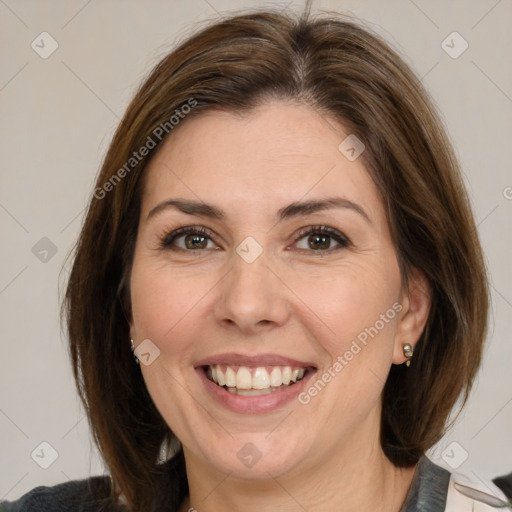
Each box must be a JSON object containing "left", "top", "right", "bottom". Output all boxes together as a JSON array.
[{"left": 1, "top": 0, "right": 511, "bottom": 501}]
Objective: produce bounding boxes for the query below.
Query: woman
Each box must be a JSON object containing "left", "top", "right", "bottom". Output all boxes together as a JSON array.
[{"left": 2, "top": 7, "right": 510, "bottom": 512}]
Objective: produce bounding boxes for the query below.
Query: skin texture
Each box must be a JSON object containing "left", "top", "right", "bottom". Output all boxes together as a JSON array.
[{"left": 129, "top": 101, "right": 431, "bottom": 511}]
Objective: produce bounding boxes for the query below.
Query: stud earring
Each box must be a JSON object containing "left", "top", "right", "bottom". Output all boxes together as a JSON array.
[
  {"left": 130, "top": 339, "right": 139, "bottom": 365},
  {"left": 403, "top": 343, "right": 413, "bottom": 367}
]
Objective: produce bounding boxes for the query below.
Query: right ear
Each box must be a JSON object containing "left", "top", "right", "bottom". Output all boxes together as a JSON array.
[{"left": 392, "top": 267, "right": 431, "bottom": 365}]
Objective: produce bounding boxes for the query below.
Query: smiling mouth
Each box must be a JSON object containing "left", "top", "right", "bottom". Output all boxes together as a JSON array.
[{"left": 204, "top": 364, "right": 311, "bottom": 396}]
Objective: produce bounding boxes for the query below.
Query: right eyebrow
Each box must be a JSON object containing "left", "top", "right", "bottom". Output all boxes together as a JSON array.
[{"left": 147, "top": 199, "right": 224, "bottom": 222}]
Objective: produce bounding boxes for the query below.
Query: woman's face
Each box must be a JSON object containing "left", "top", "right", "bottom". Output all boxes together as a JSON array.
[{"left": 129, "top": 101, "right": 428, "bottom": 478}]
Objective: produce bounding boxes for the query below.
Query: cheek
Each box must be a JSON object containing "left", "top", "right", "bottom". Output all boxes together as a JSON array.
[
  {"left": 290, "top": 257, "right": 401, "bottom": 354},
  {"left": 295, "top": 262, "right": 401, "bottom": 430},
  {"left": 129, "top": 260, "right": 208, "bottom": 424},
  {"left": 129, "top": 256, "right": 217, "bottom": 358}
]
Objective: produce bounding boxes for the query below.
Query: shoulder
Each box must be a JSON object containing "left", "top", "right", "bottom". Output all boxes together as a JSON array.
[
  {"left": 0, "top": 475, "right": 118, "bottom": 512},
  {"left": 0, "top": 454, "right": 187, "bottom": 512},
  {"left": 401, "top": 455, "right": 511, "bottom": 512}
]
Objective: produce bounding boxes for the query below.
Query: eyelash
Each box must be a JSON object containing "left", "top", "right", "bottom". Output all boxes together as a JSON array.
[{"left": 159, "top": 225, "right": 350, "bottom": 254}]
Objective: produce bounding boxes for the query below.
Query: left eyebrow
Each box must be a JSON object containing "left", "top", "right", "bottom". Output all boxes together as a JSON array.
[
  {"left": 277, "top": 197, "right": 371, "bottom": 224},
  {"left": 146, "top": 196, "right": 371, "bottom": 224}
]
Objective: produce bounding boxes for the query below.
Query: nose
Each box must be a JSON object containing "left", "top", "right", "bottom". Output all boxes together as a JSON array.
[{"left": 213, "top": 249, "right": 290, "bottom": 335}]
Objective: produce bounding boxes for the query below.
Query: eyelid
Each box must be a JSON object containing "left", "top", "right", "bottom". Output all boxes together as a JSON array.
[{"left": 159, "top": 225, "right": 220, "bottom": 249}]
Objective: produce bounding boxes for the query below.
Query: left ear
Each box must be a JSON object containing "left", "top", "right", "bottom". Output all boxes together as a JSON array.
[{"left": 392, "top": 267, "right": 432, "bottom": 364}]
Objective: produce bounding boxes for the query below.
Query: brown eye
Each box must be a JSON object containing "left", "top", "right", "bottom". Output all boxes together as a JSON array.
[
  {"left": 307, "top": 233, "right": 331, "bottom": 250},
  {"left": 161, "top": 227, "right": 217, "bottom": 250},
  {"left": 294, "top": 226, "right": 349, "bottom": 252},
  {"left": 183, "top": 233, "right": 208, "bottom": 249}
]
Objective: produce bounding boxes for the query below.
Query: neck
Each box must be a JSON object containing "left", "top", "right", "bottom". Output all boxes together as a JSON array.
[{"left": 178, "top": 429, "right": 418, "bottom": 512}]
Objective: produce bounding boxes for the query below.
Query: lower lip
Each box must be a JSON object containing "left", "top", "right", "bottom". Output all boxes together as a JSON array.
[{"left": 196, "top": 367, "right": 316, "bottom": 414}]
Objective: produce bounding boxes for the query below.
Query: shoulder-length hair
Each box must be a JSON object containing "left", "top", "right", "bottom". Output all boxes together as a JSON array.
[{"left": 63, "top": 8, "right": 489, "bottom": 511}]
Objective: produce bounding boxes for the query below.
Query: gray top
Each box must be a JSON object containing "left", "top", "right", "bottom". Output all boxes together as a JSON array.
[
  {"left": 0, "top": 455, "right": 464, "bottom": 512},
  {"left": 399, "top": 455, "right": 451, "bottom": 512}
]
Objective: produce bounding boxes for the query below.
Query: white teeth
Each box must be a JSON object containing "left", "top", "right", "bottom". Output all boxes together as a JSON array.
[
  {"left": 225, "top": 366, "right": 236, "bottom": 387},
  {"left": 252, "top": 367, "right": 270, "bottom": 389},
  {"left": 207, "top": 365, "right": 307, "bottom": 392},
  {"left": 216, "top": 365, "right": 225, "bottom": 386},
  {"left": 282, "top": 366, "right": 291, "bottom": 385},
  {"left": 227, "top": 384, "right": 292, "bottom": 396},
  {"left": 269, "top": 367, "right": 282, "bottom": 387},
  {"left": 236, "top": 367, "right": 252, "bottom": 389}
]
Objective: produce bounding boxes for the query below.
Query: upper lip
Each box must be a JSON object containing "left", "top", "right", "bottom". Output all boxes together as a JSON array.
[{"left": 195, "top": 353, "right": 317, "bottom": 368}]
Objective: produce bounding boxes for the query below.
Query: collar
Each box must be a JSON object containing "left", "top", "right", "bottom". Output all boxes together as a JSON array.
[{"left": 399, "top": 455, "right": 451, "bottom": 512}]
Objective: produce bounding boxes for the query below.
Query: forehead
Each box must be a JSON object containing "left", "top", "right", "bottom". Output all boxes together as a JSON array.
[{"left": 140, "top": 102, "right": 384, "bottom": 223}]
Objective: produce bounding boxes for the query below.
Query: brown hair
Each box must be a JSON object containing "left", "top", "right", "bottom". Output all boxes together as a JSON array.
[{"left": 63, "top": 8, "right": 489, "bottom": 511}]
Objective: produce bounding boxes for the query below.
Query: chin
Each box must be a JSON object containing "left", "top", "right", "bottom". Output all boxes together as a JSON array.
[{"left": 193, "top": 432, "right": 308, "bottom": 480}]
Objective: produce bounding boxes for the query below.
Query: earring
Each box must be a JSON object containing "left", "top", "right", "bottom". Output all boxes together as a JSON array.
[
  {"left": 130, "top": 339, "right": 139, "bottom": 365},
  {"left": 403, "top": 343, "right": 414, "bottom": 367}
]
